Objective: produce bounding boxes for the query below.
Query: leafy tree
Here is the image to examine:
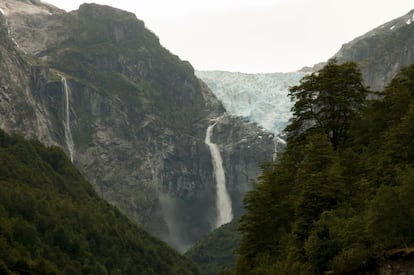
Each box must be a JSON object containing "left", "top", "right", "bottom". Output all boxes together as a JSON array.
[
  {"left": 287, "top": 59, "right": 368, "bottom": 149},
  {"left": 292, "top": 132, "right": 343, "bottom": 242},
  {"left": 237, "top": 160, "right": 295, "bottom": 271}
]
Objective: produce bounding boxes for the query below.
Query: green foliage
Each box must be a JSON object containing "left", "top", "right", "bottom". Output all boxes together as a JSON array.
[
  {"left": 233, "top": 63, "right": 414, "bottom": 274},
  {"left": 287, "top": 59, "right": 368, "bottom": 150},
  {"left": 185, "top": 221, "right": 240, "bottom": 275},
  {"left": 238, "top": 161, "right": 294, "bottom": 262},
  {"left": 0, "top": 130, "right": 200, "bottom": 274}
]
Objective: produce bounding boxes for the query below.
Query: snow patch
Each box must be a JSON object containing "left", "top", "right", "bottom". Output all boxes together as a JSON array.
[
  {"left": 404, "top": 12, "right": 414, "bottom": 25},
  {"left": 390, "top": 25, "right": 396, "bottom": 30},
  {"left": 276, "top": 136, "right": 287, "bottom": 145},
  {"left": 405, "top": 13, "right": 414, "bottom": 25}
]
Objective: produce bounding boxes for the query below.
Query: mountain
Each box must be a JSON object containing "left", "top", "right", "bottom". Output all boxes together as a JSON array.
[
  {"left": 196, "top": 71, "right": 305, "bottom": 135},
  {"left": 0, "top": 129, "right": 200, "bottom": 274},
  {"left": 0, "top": 0, "right": 274, "bottom": 251},
  {"left": 335, "top": 9, "right": 414, "bottom": 91}
]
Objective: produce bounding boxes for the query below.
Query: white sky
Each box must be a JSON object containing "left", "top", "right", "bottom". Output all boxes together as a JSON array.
[{"left": 42, "top": 0, "right": 413, "bottom": 73}]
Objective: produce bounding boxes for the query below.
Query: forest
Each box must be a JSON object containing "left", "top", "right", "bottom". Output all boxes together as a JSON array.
[
  {"left": 229, "top": 60, "right": 414, "bottom": 274},
  {"left": 0, "top": 131, "right": 200, "bottom": 274}
]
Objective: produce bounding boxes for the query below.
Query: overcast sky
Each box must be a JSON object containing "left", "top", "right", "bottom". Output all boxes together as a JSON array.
[{"left": 42, "top": 0, "right": 413, "bottom": 73}]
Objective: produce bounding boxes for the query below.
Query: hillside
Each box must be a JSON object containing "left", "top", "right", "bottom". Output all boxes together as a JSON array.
[
  {"left": 335, "top": 9, "right": 414, "bottom": 91},
  {"left": 185, "top": 221, "right": 239, "bottom": 275},
  {"left": 0, "top": 129, "right": 200, "bottom": 274}
]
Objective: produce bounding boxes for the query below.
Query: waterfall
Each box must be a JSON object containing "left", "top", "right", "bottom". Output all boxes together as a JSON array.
[
  {"left": 0, "top": 11, "right": 26, "bottom": 53},
  {"left": 273, "top": 136, "right": 286, "bottom": 162},
  {"left": 59, "top": 74, "right": 75, "bottom": 163},
  {"left": 205, "top": 117, "right": 233, "bottom": 228}
]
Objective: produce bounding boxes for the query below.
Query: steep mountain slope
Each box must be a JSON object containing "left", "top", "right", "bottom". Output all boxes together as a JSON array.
[
  {"left": 196, "top": 71, "right": 305, "bottom": 134},
  {"left": 0, "top": 129, "right": 200, "bottom": 274},
  {"left": 0, "top": 0, "right": 274, "bottom": 251},
  {"left": 335, "top": 9, "right": 414, "bottom": 91}
]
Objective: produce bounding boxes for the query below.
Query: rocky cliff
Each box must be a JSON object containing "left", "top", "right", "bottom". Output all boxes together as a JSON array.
[
  {"left": 335, "top": 10, "right": 414, "bottom": 91},
  {"left": 0, "top": 0, "right": 274, "bottom": 251}
]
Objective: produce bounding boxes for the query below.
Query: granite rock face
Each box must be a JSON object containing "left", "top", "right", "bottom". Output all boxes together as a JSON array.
[
  {"left": 0, "top": 1, "right": 274, "bottom": 251},
  {"left": 334, "top": 10, "right": 414, "bottom": 91}
]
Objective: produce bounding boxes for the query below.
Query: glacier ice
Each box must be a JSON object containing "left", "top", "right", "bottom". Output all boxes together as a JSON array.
[{"left": 196, "top": 70, "right": 305, "bottom": 135}]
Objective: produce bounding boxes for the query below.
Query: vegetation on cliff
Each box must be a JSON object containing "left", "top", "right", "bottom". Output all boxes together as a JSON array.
[
  {"left": 1, "top": 2, "right": 275, "bottom": 252},
  {"left": 229, "top": 61, "right": 414, "bottom": 274},
  {"left": 48, "top": 3, "right": 207, "bottom": 132},
  {"left": 0, "top": 130, "right": 200, "bottom": 274}
]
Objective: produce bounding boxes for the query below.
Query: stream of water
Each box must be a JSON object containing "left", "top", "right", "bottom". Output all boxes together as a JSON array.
[
  {"left": 205, "top": 117, "right": 233, "bottom": 228},
  {"left": 59, "top": 74, "right": 75, "bottom": 163}
]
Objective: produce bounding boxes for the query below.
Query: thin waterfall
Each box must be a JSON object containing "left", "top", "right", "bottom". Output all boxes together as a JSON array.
[
  {"left": 273, "top": 136, "right": 286, "bottom": 162},
  {"left": 0, "top": 11, "right": 26, "bottom": 53},
  {"left": 205, "top": 117, "right": 233, "bottom": 228},
  {"left": 59, "top": 74, "right": 75, "bottom": 163}
]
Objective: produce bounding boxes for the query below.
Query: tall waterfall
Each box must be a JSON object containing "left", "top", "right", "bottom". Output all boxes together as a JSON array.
[
  {"left": 59, "top": 74, "right": 75, "bottom": 163},
  {"left": 205, "top": 117, "right": 233, "bottom": 228},
  {"left": 273, "top": 136, "right": 286, "bottom": 162}
]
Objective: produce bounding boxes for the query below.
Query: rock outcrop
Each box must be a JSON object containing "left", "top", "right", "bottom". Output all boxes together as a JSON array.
[{"left": 334, "top": 10, "right": 414, "bottom": 91}]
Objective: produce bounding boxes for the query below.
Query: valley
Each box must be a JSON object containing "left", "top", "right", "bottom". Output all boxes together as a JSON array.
[
  {"left": 0, "top": 0, "right": 274, "bottom": 252},
  {"left": 1, "top": 1, "right": 414, "bottom": 274}
]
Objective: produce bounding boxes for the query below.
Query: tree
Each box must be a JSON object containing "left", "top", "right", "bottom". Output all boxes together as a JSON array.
[
  {"left": 237, "top": 161, "right": 295, "bottom": 270},
  {"left": 286, "top": 59, "right": 368, "bottom": 150},
  {"left": 292, "top": 132, "right": 343, "bottom": 242}
]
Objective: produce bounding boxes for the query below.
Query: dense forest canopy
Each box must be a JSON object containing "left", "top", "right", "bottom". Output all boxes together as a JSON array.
[
  {"left": 229, "top": 61, "right": 414, "bottom": 274},
  {"left": 0, "top": 130, "right": 200, "bottom": 275},
  {"left": 286, "top": 59, "right": 368, "bottom": 149},
  {"left": 185, "top": 221, "right": 240, "bottom": 275}
]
